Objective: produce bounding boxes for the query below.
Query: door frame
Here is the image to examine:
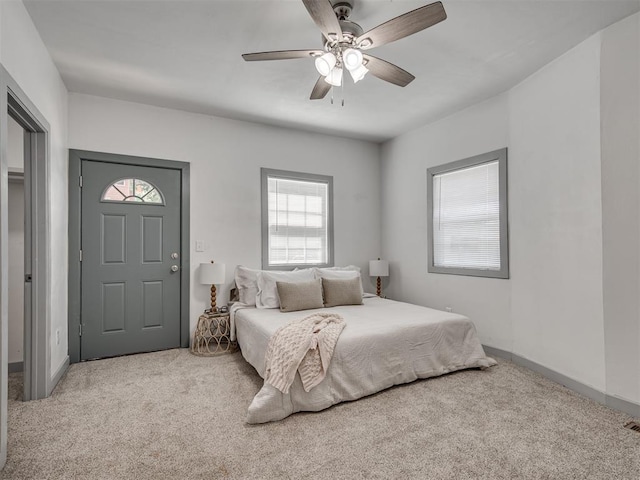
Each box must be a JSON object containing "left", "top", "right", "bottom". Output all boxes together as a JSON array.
[
  {"left": 68, "top": 150, "right": 190, "bottom": 363},
  {"left": 0, "top": 65, "right": 52, "bottom": 466},
  {"left": 8, "top": 84, "right": 50, "bottom": 404}
]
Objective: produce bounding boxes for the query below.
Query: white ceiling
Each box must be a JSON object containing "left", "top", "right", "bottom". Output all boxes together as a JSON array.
[{"left": 24, "top": 0, "right": 640, "bottom": 143}]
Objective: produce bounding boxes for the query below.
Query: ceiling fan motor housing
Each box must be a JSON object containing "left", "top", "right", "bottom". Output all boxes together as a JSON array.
[
  {"left": 331, "top": 1, "right": 354, "bottom": 20},
  {"left": 339, "top": 19, "right": 363, "bottom": 38},
  {"left": 321, "top": 1, "right": 362, "bottom": 47},
  {"left": 321, "top": 19, "right": 363, "bottom": 52}
]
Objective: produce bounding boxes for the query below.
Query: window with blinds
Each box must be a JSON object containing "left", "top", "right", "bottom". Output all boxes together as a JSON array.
[
  {"left": 261, "top": 168, "right": 334, "bottom": 269},
  {"left": 427, "top": 148, "right": 509, "bottom": 278}
]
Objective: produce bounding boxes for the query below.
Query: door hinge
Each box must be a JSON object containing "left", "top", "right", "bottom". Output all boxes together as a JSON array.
[
  {"left": 79, "top": 175, "right": 83, "bottom": 187},
  {"left": 79, "top": 250, "right": 83, "bottom": 262},
  {"left": 79, "top": 324, "right": 82, "bottom": 337}
]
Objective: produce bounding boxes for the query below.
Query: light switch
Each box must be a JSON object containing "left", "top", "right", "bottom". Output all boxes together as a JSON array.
[{"left": 195, "top": 240, "right": 205, "bottom": 252}]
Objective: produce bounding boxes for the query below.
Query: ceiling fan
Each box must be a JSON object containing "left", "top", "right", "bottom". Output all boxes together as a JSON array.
[{"left": 242, "top": 0, "right": 447, "bottom": 101}]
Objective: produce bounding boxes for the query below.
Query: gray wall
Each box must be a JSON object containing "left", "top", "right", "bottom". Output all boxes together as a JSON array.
[{"left": 601, "top": 13, "right": 640, "bottom": 405}]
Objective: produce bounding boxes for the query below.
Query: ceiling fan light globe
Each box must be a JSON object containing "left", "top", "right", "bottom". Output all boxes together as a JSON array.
[
  {"left": 349, "top": 64, "right": 368, "bottom": 83},
  {"left": 315, "top": 52, "right": 337, "bottom": 76},
  {"left": 324, "top": 67, "right": 343, "bottom": 87},
  {"left": 343, "top": 48, "right": 363, "bottom": 71}
]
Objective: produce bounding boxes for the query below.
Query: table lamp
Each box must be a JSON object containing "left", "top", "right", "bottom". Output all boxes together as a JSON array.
[
  {"left": 369, "top": 258, "right": 389, "bottom": 297},
  {"left": 199, "top": 261, "right": 226, "bottom": 312}
]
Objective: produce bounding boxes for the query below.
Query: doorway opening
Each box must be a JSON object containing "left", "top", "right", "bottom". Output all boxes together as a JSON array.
[
  {"left": 7, "top": 115, "right": 25, "bottom": 400},
  {"left": 7, "top": 88, "right": 53, "bottom": 403}
]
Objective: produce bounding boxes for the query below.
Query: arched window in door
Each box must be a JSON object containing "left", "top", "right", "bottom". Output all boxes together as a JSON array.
[{"left": 101, "top": 178, "right": 164, "bottom": 205}]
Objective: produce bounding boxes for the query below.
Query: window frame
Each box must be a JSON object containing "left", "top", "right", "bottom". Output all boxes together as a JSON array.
[
  {"left": 426, "top": 148, "right": 509, "bottom": 279},
  {"left": 261, "top": 168, "right": 335, "bottom": 270}
]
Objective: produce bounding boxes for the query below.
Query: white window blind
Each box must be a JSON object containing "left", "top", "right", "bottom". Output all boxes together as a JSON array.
[
  {"left": 432, "top": 160, "right": 501, "bottom": 271},
  {"left": 267, "top": 176, "right": 329, "bottom": 266}
]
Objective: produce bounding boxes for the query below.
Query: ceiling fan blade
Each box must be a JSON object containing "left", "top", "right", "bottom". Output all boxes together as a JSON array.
[
  {"left": 356, "top": 1, "right": 446, "bottom": 50},
  {"left": 302, "top": 0, "right": 343, "bottom": 42},
  {"left": 242, "top": 50, "right": 323, "bottom": 61},
  {"left": 363, "top": 55, "right": 415, "bottom": 87},
  {"left": 310, "top": 76, "right": 331, "bottom": 100}
]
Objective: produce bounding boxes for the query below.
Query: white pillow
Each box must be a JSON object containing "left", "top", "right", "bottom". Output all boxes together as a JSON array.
[
  {"left": 292, "top": 267, "right": 315, "bottom": 274},
  {"left": 317, "top": 265, "right": 361, "bottom": 273},
  {"left": 313, "top": 268, "right": 360, "bottom": 280},
  {"left": 256, "top": 269, "right": 316, "bottom": 309},
  {"left": 234, "top": 266, "right": 260, "bottom": 306}
]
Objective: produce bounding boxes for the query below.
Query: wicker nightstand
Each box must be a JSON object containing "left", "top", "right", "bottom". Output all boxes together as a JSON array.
[{"left": 190, "top": 311, "right": 238, "bottom": 356}]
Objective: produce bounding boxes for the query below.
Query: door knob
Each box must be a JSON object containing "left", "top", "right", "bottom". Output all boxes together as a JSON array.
[
  {"left": 171, "top": 252, "right": 179, "bottom": 259},
  {"left": 170, "top": 265, "right": 179, "bottom": 272}
]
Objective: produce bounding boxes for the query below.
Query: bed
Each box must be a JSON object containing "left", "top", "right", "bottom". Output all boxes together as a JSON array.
[{"left": 232, "top": 295, "right": 496, "bottom": 424}]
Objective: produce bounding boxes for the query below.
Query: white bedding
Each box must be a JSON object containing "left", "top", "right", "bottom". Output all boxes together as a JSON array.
[{"left": 234, "top": 296, "right": 496, "bottom": 424}]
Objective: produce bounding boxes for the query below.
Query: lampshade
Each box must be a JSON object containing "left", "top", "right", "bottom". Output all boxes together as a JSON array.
[
  {"left": 343, "top": 48, "right": 363, "bottom": 71},
  {"left": 324, "top": 67, "right": 343, "bottom": 87},
  {"left": 199, "top": 262, "right": 225, "bottom": 285},
  {"left": 369, "top": 259, "right": 389, "bottom": 277},
  {"left": 315, "top": 52, "right": 336, "bottom": 77},
  {"left": 349, "top": 64, "right": 368, "bottom": 83}
]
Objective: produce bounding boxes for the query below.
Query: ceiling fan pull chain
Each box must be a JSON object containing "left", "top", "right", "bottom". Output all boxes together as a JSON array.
[
  {"left": 330, "top": 85, "right": 334, "bottom": 105},
  {"left": 341, "top": 70, "right": 345, "bottom": 106}
]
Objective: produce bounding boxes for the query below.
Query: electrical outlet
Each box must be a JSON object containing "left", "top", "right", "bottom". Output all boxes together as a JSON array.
[
  {"left": 195, "top": 240, "right": 205, "bottom": 252},
  {"left": 445, "top": 306, "right": 453, "bottom": 313},
  {"left": 55, "top": 329, "right": 60, "bottom": 345}
]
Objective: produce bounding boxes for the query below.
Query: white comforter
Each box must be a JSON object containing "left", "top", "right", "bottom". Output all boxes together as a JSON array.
[{"left": 234, "top": 297, "right": 496, "bottom": 424}]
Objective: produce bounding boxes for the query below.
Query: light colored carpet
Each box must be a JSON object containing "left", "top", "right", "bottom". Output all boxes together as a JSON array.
[{"left": 2, "top": 348, "right": 639, "bottom": 479}]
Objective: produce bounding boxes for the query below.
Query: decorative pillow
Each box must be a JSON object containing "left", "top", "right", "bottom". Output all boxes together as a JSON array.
[
  {"left": 256, "top": 269, "right": 316, "bottom": 309},
  {"left": 276, "top": 279, "right": 324, "bottom": 313},
  {"left": 322, "top": 277, "right": 364, "bottom": 307}
]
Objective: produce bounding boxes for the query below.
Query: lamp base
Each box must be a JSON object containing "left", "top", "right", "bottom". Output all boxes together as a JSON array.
[
  {"left": 210, "top": 284, "right": 217, "bottom": 311},
  {"left": 376, "top": 276, "right": 382, "bottom": 297}
]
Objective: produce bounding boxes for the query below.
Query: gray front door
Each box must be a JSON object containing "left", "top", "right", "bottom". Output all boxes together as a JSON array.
[{"left": 80, "top": 160, "right": 181, "bottom": 360}]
